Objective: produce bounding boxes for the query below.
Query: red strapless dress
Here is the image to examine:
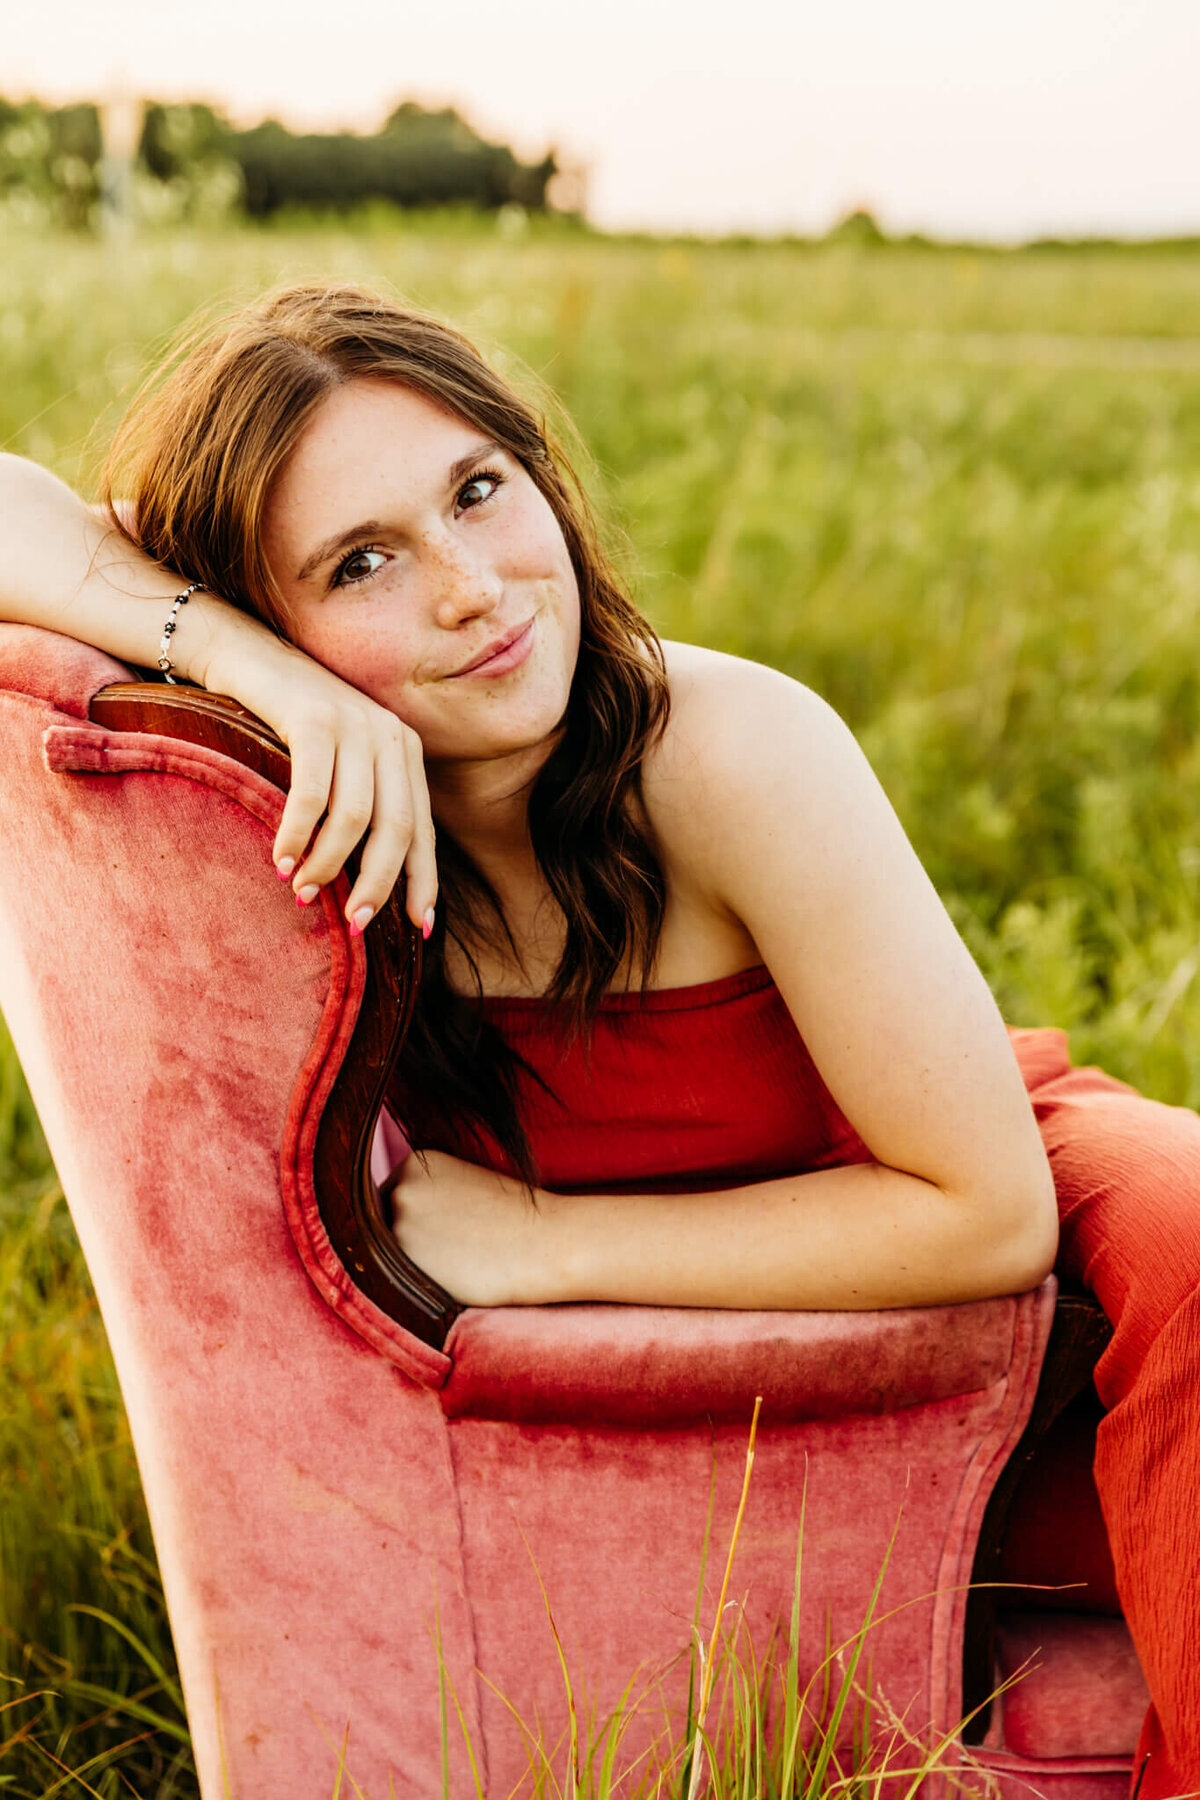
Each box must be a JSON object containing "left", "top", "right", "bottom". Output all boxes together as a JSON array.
[{"left": 403, "top": 962, "right": 1073, "bottom": 1196}]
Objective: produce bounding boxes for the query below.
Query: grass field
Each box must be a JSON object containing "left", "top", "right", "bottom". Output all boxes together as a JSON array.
[{"left": 4, "top": 213, "right": 1200, "bottom": 1792}]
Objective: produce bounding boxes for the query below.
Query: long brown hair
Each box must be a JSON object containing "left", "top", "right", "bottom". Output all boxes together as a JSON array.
[{"left": 103, "top": 282, "right": 670, "bottom": 1180}]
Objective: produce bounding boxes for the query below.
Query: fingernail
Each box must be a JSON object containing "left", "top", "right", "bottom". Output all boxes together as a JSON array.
[
  {"left": 296, "top": 884, "right": 320, "bottom": 906},
  {"left": 275, "top": 856, "right": 295, "bottom": 879},
  {"left": 349, "top": 905, "right": 374, "bottom": 938},
  {"left": 422, "top": 906, "right": 435, "bottom": 941}
]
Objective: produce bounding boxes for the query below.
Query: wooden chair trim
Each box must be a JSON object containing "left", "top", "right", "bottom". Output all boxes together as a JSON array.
[{"left": 88, "top": 682, "right": 463, "bottom": 1350}]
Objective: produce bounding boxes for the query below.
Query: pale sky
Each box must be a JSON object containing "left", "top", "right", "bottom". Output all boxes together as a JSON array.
[{"left": 6, "top": 0, "right": 1200, "bottom": 239}]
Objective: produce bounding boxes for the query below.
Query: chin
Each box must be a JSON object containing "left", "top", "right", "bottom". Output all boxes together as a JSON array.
[
  {"left": 467, "top": 715, "right": 567, "bottom": 764},
  {"left": 426, "top": 690, "right": 571, "bottom": 765}
]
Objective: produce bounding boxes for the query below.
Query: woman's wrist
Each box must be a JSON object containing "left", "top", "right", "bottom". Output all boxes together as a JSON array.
[
  {"left": 480, "top": 1183, "right": 581, "bottom": 1307},
  {"left": 186, "top": 597, "right": 293, "bottom": 699},
  {"left": 528, "top": 1188, "right": 606, "bottom": 1304}
]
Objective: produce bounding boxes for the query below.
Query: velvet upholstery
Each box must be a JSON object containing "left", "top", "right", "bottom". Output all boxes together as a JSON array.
[
  {"left": 991, "top": 1614, "right": 1151, "bottom": 1757},
  {"left": 440, "top": 1289, "right": 1027, "bottom": 1425},
  {"left": 441, "top": 1296, "right": 1050, "bottom": 1782},
  {"left": 0, "top": 628, "right": 473, "bottom": 1796},
  {"left": 969, "top": 1616, "right": 1149, "bottom": 1800},
  {"left": 0, "top": 622, "right": 1146, "bottom": 1797}
]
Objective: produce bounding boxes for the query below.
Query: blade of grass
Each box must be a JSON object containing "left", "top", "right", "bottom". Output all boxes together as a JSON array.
[
  {"left": 64, "top": 1606, "right": 184, "bottom": 1714},
  {"left": 687, "top": 1396, "right": 762, "bottom": 1800},
  {"left": 681, "top": 1449, "right": 721, "bottom": 1798},
  {"left": 30, "top": 1740, "right": 108, "bottom": 1799},
  {"left": 331, "top": 1721, "right": 350, "bottom": 1800},
  {"left": 427, "top": 1618, "right": 486, "bottom": 1800},
  {"left": 48, "top": 1680, "right": 190, "bottom": 1745},
  {"left": 32, "top": 1731, "right": 154, "bottom": 1800},
  {"left": 780, "top": 1467, "right": 807, "bottom": 1800},
  {"left": 516, "top": 1524, "right": 581, "bottom": 1799}
]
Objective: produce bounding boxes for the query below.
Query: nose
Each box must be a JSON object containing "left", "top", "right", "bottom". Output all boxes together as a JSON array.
[{"left": 420, "top": 526, "right": 503, "bottom": 631}]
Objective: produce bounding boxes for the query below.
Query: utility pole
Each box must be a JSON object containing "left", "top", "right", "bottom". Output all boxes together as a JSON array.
[{"left": 100, "top": 75, "right": 140, "bottom": 235}]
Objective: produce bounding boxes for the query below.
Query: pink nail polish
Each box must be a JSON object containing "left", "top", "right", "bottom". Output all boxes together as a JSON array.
[
  {"left": 296, "top": 884, "right": 319, "bottom": 906},
  {"left": 422, "top": 905, "right": 435, "bottom": 941},
  {"left": 349, "top": 906, "right": 373, "bottom": 938},
  {"left": 275, "top": 857, "right": 295, "bottom": 879}
]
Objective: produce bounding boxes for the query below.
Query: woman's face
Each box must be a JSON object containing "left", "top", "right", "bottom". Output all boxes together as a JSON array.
[{"left": 261, "top": 377, "right": 582, "bottom": 765}]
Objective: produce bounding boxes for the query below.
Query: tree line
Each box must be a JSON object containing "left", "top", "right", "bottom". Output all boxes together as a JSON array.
[{"left": 0, "top": 96, "right": 560, "bottom": 227}]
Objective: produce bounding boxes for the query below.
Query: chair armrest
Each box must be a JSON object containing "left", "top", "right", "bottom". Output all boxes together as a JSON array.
[{"left": 439, "top": 1288, "right": 1041, "bottom": 1427}]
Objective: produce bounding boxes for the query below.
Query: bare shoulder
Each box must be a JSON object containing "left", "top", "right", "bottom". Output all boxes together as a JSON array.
[
  {"left": 644, "top": 640, "right": 872, "bottom": 892},
  {"left": 653, "top": 638, "right": 850, "bottom": 759}
]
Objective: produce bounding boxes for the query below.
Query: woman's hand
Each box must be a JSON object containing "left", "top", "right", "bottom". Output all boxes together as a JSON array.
[
  {"left": 0, "top": 460, "right": 434, "bottom": 937},
  {"left": 388, "top": 1150, "right": 558, "bottom": 1307},
  {"left": 201, "top": 620, "right": 437, "bottom": 939}
]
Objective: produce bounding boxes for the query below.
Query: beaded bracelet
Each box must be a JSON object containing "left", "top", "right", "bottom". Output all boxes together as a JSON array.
[{"left": 157, "top": 583, "right": 204, "bottom": 684}]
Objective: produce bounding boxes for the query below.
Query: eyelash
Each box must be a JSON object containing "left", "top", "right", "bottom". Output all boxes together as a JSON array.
[
  {"left": 459, "top": 466, "right": 505, "bottom": 510},
  {"left": 330, "top": 467, "right": 507, "bottom": 590}
]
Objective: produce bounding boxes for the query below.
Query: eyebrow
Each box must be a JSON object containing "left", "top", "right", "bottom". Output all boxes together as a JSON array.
[{"left": 295, "top": 440, "right": 506, "bottom": 583}]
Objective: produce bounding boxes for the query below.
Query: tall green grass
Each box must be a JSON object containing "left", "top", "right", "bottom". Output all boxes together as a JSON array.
[
  {"left": 0, "top": 1015, "right": 192, "bottom": 1795},
  {"left": 6, "top": 218, "right": 1200, "bottom": 1095},
  {"left": 4, "top": 217, "right": 1200, "bottom": 1787}
]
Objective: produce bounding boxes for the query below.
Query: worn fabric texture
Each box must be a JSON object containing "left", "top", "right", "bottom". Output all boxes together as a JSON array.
[
  {"left": 441, "top": 1289, "right": 1024, "bottom": 1426},
  {"left": 0, "top": 623, "right": 1164, "bottom": 1799},
  {"left": 990, "top": 1613, "right": 1151, "bottom": 1759},
  {"left": 440, "top": 1290, "right": 1051, "bottom": 1793}
]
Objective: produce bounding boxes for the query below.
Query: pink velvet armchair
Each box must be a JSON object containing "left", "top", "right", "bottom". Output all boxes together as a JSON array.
[{"left": 0, "top": 622, "right": 1149, "bottom": 1799}]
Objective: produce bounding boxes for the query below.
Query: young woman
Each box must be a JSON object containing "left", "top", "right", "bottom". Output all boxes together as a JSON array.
[{"left": 0, "top": 283, "right": 1195, "bottom": 1793}]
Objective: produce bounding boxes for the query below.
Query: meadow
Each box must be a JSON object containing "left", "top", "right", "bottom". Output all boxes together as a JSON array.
[{"left": 4, "top": 212, "right": 1200, "bottom": 1793}]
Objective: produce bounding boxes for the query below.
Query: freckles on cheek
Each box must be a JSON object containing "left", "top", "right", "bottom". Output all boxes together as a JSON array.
[{"left": 291, "top": 611, "right": 419, "bottom": 705}]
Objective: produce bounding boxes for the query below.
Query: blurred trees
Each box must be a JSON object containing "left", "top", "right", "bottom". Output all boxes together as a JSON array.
[
  {"left": 228, "top": 103, "right": 556, "bottom": 217},
  {"left": 0, "top": 95, "right": 559, "bottom": 228},
  {"left": 0, "top": 99, "right": 102, "bottom": 229},
  {"left": 135, "top": 102, "right": 243, "bottom": 223}
]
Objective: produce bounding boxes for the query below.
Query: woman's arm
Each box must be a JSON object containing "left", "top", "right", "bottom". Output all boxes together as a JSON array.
[
  {"left": 0, "top": 455, "right": 436, "bottom": 934},
  {"left": 393, "top": 1148, "right": 1056, "bottom": 1311},
  {"left": 391, "top": 649, "right": 1058, "bottom": 1311}
]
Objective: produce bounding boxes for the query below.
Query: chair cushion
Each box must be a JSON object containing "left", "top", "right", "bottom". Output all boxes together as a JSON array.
[{"left": 992, "top": 1612, "right": 1148, "bottom": 1757}]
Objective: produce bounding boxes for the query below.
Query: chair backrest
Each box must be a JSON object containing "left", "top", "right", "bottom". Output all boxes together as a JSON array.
[{"left": 0, "top": 624, "right": 481, "bottom": 1796}]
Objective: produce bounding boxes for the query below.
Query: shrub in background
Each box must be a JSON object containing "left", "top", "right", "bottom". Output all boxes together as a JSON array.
[
  {"left": 138, "top": 98, "right": 557, "bottom": 221},
  {"left": 0, "top": 99, "right": 102, "bottom": 230}
]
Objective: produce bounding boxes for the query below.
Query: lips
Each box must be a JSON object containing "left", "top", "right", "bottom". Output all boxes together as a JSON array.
[{"left": 449, "top": 618, "right": 535, "bottom": 678}]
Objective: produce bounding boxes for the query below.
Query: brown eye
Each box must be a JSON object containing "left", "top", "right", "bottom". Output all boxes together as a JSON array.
[
  {"left": 336, "top": 548, "right": 387, "bottom": 586},
  {"left": 456, "top": 473, "right": 502, "bottom": 512}
]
